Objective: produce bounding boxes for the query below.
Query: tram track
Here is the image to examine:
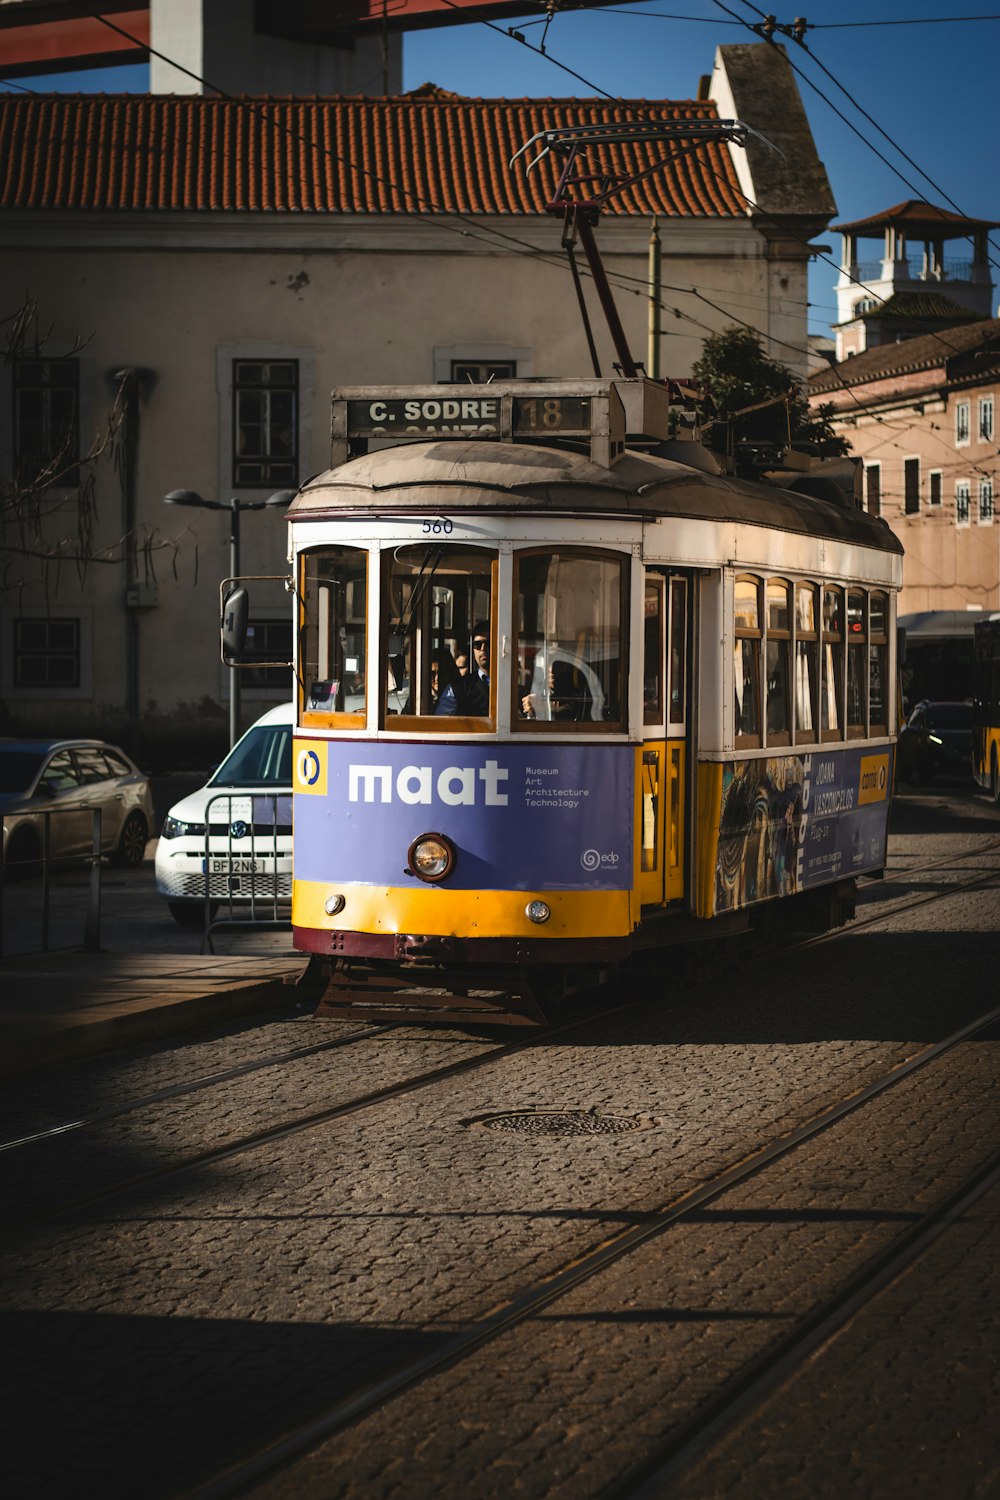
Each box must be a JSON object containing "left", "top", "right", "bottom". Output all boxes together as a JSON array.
[
  {"left": 0, "top": 1022, "right": 397, "bottom": 1154},
  {"left": 180, "top": 997, "right": 1000, "bottom": 1500},
  {"left": 4, "top": 846, "right": 998, "bottom": 1225},
  {"left": 613, "top": 1150, "right": 1000, "bottom": 1499}
]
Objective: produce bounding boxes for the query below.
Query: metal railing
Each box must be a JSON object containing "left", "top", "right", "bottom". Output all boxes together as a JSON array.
[
  {"left": 199, "top": 791, "right": 291, "bottom": 954},
  {"left": 0, "top": 807, "right": 103, "bottom": 957}
]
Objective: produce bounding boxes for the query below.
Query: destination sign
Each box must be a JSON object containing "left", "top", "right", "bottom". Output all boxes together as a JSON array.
[
  {"left": 348, "top": 397, "right": 502, "bottom": 437},
  {"left": 513, "top": 396, "right": 591, "bottom": 434},
  {"left": 346, "top": 394, "right": 594, "bottom": 440}
]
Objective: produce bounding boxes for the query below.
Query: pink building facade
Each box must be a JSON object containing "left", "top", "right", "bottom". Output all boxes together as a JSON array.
[{"left": 809, "top": 318, "right": 1000, "bottom": 616}]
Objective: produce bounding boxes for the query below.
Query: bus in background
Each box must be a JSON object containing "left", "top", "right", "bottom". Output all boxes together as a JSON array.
[
  {"left": 973, "top": 618, "right": 1000, "bottom": 804},
  {"left": 898, "top": 610, "right": 999, "bottom": 716}
]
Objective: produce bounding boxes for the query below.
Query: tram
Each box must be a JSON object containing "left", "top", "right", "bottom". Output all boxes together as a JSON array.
[
  {"left": 973, "top": 617, "right": 1000, "bottom": 803},
  {"left": 225, "top": 377, "right": 902, "bottom": 1023}
]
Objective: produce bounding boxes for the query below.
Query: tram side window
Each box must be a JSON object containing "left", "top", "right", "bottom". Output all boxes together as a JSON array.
[
  {"left": 515, "top": 549, "right": 626, "bottom": 729},
  {"left": 643, "top": 577, "right": 664, "bottom": 725},
  {"left": 846, "top": 589, "right": 867, "bottom": 737},
  {"left": 795, "top": 583, "right": 819, "bottom": 743},
  {"left": 869, "top": 592, "right": 889, "bottom": 735},
  {"left": 765, "top": 579, "right": 791, "bottom": 744},
  {"left": 734, "top": 576, "right": 761, "bottom": 744},
  {"left": 670, "top": 578, "right": 687, "bottom": 726},
  {"left": 822, "top": 587, "right": 844, "bottom": 740},
  {"left": 382, "top": 544, "right": 496, "bottom": 723},
  {"left": 300, "top": 546, "right": 368, "bottom": 721}
]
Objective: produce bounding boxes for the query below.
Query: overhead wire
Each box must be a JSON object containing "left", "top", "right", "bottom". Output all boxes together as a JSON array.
[
  {"left": 29, "top": 4, "right": 992, "bottom": 468},
  {"left": 713, "top": 0, "right": 1000, "bottom": 269}
]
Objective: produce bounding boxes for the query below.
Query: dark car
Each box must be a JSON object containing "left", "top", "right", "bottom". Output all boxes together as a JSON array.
[
  {"left": 0, "top": 739, "right": 155, "bottom": 872},
  {"left": 897, "top": 701, "right": 974, "bottom": 784}
]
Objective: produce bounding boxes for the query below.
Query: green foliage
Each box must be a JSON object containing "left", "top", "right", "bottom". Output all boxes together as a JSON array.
[{"left": 692, "top": 326, "right": 849, "bottom": 457}]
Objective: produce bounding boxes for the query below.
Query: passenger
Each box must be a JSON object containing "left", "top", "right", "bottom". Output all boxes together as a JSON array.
[
  {"left": 454, "top": 653, "right": 469, "bottom": 677},
  {"left": 459, "top": 622, "right": 491, "bottom": 714},
  {"left": 430, "top": 648, "right": 462, "bottom": 716},
  {"left": 521, "top": 659, "right": 592, "bottom": 721}
]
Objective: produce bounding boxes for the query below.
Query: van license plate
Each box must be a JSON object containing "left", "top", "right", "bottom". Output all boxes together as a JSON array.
[{"left": 208, "top": 857, "right": 259, "bottom": 874}]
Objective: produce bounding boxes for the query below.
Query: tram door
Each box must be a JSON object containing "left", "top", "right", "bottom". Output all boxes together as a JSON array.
[{"left": 638, "top": 573, "right": 688, "bottom": 906}]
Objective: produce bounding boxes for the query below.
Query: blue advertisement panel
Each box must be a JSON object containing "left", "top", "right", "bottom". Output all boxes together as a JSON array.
[
  {"left": 293, "top": 740, "right": 634, "bottom": 891},
  {"left": 715, "top": 746, "right": 893, "bottom": 913}
]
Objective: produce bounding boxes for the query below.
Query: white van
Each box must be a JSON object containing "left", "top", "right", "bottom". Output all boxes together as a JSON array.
[{"left": 154, "top": 703, "right": 293, "bottom": 925}]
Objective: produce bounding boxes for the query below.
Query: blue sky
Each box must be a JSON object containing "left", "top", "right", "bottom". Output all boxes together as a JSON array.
[{"left": 3, "top": 0, "right": 998, "bottom": 338}]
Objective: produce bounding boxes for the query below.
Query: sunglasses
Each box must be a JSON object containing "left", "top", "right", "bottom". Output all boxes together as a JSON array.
[{"left": 472, "top": 638, "right": 488, "bottom": 649}]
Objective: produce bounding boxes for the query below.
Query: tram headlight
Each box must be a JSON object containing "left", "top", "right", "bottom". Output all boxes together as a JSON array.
[
  {"left": 525, "top": 900, "right": 551, "bottom": 924},
  {"left": 407, "top": 833, "right": 456, "bottom": 883},
  {"left": 325, "top": 893, "right": 346, "bottom": 915}
]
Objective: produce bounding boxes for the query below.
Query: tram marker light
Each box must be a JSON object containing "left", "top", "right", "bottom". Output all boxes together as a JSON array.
[{"left": 526, "top": 900, "right": 551, "bottom": 924}]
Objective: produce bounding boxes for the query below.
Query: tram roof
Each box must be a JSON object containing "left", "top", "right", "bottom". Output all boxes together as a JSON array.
[{"left": 289, "top": 440, "right": 903, "bottom": 556}]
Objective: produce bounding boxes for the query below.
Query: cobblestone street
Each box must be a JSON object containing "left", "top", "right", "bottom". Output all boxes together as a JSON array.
[{"left": 2, "top": 786, "right": 999, "bottom": 1499}]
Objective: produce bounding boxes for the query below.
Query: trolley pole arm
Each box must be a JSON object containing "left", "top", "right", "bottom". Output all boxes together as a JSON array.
[{"left": 574, "top": 212, "right": 639, "bottom": 379}]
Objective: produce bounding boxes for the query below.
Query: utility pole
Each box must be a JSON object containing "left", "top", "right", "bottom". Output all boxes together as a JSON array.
[{"left": 648, "top": 216, "right": 662, "bottom": 379}]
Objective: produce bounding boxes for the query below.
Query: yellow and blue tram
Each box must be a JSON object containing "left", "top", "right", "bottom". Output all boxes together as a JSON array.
[{"left": 230, "top": 378, "right": 902, "bottom": 1021}]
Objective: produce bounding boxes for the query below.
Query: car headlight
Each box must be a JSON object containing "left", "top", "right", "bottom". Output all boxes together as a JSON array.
[
  {"left": 407, "top": 833, "right": 456, "bottom": 882},
  {"left": 161, "top": 815, "right": 207, "bottom": 839}
]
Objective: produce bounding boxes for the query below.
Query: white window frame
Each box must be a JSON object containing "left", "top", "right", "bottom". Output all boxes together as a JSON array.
[
  {"left": 956, "top": 480, "right": 971, "bottom": 528},
  {"left": 902, "top": 455, "right": 920, "bottom": 515},
  {"left": 1, "top": 605, "right": 93, "bottom": 700},
  {"left": 978, "top": 477, "right": 994, "bottom": 525},
  {"left": 433, "top": 344, "right": 534, "bottom": 383},
  {"left": 928, "top": 469, "right": 943, "bottom": 507},
  {"left": 979, "top": 397, "right": 994, "bottom": 443},
  {"left": 864, "top": 461, "right": 881, "bottom": 517},
  {"left": 955, "top": 400, "right": 971, "bottom": 446}
]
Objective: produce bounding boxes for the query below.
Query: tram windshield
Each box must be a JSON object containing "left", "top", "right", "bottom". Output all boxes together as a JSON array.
[
  {"left": 514, "top": 549, "right": 626, "bottom": 729},
  {"left": 382, "top": 544, "right": 495, "bottom": 722},
  {"left": 300, "top": 545, "right": 368, "bottom": 722}
]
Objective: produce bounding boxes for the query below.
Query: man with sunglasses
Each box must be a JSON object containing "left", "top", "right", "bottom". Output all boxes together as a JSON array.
[{"left": 460, "top": 621, "right": 491, "bottom": 714}]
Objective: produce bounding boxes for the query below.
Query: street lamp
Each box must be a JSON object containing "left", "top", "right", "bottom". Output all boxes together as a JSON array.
[{"left": 164, "top": 488, "right": 294, "bottom": 747}]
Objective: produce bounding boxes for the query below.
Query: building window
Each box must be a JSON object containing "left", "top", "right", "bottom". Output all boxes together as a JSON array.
[
  {"left": 449, "top": 360, "right": 516, "bottom": 383},
  {"left": 979, "top": 478, "right": 994, "bottom": 525},
  {"left": 956, "top": 481, "right": 971, "bottom": 527},
  {"left": 242, "top": 618, "right": 293, "bottom": 690},
  {"left": 12, "top": 617, "right": 81, "bottom": 688},
  {"left": 929, "top": 470, "right": 942, "bottom": 507},
  {"left": 13, "top": 358, "right": 80, "bottom": 489},
  {"left": 903, "top": 457, "right": 920, "bottom": 515},
  {"left": 956, "top": 401, "right": 970, "bottom": 445},
  {"left": 232, "top": 360, "right": 298, "bottom": 487},
  {"left": 865, "top": 463, "right": 881, "bottom": 517},
  {"left": 979, "top": 397, "right": 994, "bottom": 442}
]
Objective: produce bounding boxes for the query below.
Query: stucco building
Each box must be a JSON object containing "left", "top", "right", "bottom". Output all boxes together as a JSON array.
[
  {"left": 0, "top": 42, "right": 836, "bottom": 760},
  {"left": 832, "top": 201, "right": 996, "bottom": 362},
  {"left": 809, "top": 317, "right": 1000, "bottom": 617}
]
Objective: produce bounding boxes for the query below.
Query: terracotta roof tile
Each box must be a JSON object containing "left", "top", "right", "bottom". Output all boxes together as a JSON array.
[
  {"left": 0, "top": 92, "right": 747, "bottom": 217},
  {"left": 833, "top": 199, "right": 1000, "bottom": 235},
  {"left": 809, "top": 316, "right": 1000, "bottom": 393}
]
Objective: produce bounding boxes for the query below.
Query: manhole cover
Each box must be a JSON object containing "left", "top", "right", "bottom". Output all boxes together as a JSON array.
[{"left": 469, "top": 1109, "right": 656, "bottom": 1137}]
